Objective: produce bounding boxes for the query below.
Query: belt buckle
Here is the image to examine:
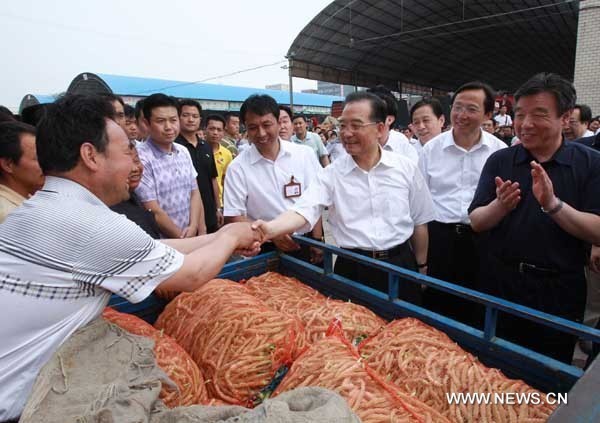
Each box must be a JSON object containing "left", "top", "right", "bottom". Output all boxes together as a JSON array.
[
  {"left": 455, "top": 224, "right": 467, "bottom": 235},
  {"left": 519, "top": 262, "right": 535, "bottom": 273},
  {"left": 373, "top": 250, "right": 388, "bottom": 260}
]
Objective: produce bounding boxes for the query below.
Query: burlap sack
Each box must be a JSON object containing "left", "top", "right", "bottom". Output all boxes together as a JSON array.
[{"left": 20, "top": 318, "right": 358, "bottom": 423}]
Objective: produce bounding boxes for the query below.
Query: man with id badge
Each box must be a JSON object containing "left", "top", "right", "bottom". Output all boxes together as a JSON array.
[{"left": 224, "top": 95, "right": 324, "bottom": 262}]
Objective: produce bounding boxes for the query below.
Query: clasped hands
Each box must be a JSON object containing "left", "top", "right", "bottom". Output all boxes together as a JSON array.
[
  {"left": 224, "top": 220, "right": 323, "bottom": 263},
  {"left": 495, "top": 160, "right": 560, "bottom": 212}
]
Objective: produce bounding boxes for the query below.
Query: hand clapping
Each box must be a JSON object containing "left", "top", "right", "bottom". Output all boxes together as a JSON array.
[{"left": 495, "top": 176, "right": 521, "bottom": 211}]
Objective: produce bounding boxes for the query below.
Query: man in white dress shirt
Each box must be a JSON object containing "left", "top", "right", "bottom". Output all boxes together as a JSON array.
[
  {"left": 253, "top": 92, "right": 435, "bottom": 303},
  {"left": 493, "top": 105, "right": 513, "bottom": 127},
  {"left": 420, "top": 81, "right": 507, "bottom": 325},
  {"left": 224, "top": 95, "right": 324, "bottom": 261},
  {"left": 367, "top": 86, "right": 420, "bottom": 165}
]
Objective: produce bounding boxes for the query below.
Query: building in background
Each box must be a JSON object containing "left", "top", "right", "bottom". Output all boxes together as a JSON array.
[{"left": 65, "top": 73, "right": 343, "bottom": 117}]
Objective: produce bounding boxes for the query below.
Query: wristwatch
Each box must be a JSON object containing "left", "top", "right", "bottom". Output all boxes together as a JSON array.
[{"left": 541, "top": 198, "right": 563, "bottom": 215}]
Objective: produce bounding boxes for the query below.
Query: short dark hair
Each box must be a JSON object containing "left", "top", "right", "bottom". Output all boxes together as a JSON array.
[
  {"left": 366, "top": 85, "right": 398, "bottom": 123},
  {"left": 134, "top": 99, "right": 145, "bottom": 120},
  {"left": 452, "top": 81, "right": 496, "bottom": 114},
  {"left": 142, "top": 93, "right": 180, "bottom": 121},
  {"left": 0, "top": 105, "right": 16, "bottom": 123},
  {"left": 0, "top": 122, "right": 36, "bottom": 173},
  {"left": 344, "top": 91, "right": 387, "bottom": 123},
  {"left": 278, "top": 105, "right": 293, "bottom": 121},
  {"left": 410, "top": 97, "right": 444, "bottom": 121},
  {"left": 574, "top": 104, "right": 592, "bottom": 124},
  {"left": 206, "top": 114, "right": 226, "bottom": 127},
  {"left": 239, "top": 95, "right": 279, "bottom": 125},
  {"left": 179, "top": 99, "right": 202, "bottom": 115},
  {"left": 100, "top": 93, "right": 125, "bottom": 108},
  {"left": 292, "top": 114, "right": 308, "bottom": 122},
  {"left": 124, "top": 104, "right": 135, "bottom": 119},
  {"left": 514, "top": 73, "right": 576, "bottom": 117},
  {"left": 36, "top": 94, "right": 115, "bottom": 173},
  {"left": 224, "top": 112, "right": 239, "bottom": 123}
]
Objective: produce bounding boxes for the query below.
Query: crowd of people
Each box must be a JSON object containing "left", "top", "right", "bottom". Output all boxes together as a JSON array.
[{"left": 0, "top": 72, "right": 599, "bottom": 421}]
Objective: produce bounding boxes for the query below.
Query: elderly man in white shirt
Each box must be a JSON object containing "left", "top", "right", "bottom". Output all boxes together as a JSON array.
[
  {"left": 253, "top": 91, "right": 435, "bottom": 303},
  {"left": 224, "top": 94, "right": 324, "bottom": 262},
  {"left": 419, "top": 81, "right": 507, "bottom": 325}
]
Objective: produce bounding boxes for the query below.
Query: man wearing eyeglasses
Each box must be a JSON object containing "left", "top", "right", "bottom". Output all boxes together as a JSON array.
[
  {"left": 253, "top": 91, "right": 435, "bottom": 304},
  {"left": 419, "top": 81, "right": 506, "bottom": 326}
]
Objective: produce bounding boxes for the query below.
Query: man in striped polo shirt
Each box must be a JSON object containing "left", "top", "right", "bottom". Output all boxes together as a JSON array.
[{"left": 0, "top": 94, "right": 260, "bottom": 422}]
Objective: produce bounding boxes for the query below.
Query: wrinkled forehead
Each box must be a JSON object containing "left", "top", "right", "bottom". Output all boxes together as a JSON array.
[{"left": 342, "top": 100, "right": 372, "bottom": 120}]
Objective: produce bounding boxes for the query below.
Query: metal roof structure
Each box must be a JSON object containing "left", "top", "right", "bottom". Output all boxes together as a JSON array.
[
  {"left": 287, "top": 0, "right": 580, "bottom": 93},
  {"left": 19, "top": 94, "right": 56, "bottom": 113},
  {"left": 67, "top": 73, "right": 343, "bottom": 108}
]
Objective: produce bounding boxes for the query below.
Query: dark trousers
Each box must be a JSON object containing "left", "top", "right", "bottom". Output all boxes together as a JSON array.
[
  {"left": 334, "top": 242, "right": 422, "bottom": 305},
  {"left": 482, "top": 254, "right": 586, "bottom": 364},
  {"left": 424, "top": 221, "right": 483, "bottom": 326}
]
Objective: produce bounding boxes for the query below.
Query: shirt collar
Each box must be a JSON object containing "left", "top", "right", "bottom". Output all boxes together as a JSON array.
[
  {"left": 444, "top": 128, "right": 491, "bottom": 151},
  {"left": 147, "top": 138, "right": 179, "bottom": 157},
  {"left": 515, "top": 140, "right": 572, "bottom": 166},
  {"left": 339, "top": 146, "right": 392, "bottom": 176},
  {"left": 175, "top": 134, "right": 206, "bottom": 147},
  {"left": 248, "top": 139, "right": 290, "bottom": 164},
  {"left": 41, "top": 176, "right": 106, "bottom": 207},
  {"left": 0, "top": 184, "right": 26, "bottom": 205}
]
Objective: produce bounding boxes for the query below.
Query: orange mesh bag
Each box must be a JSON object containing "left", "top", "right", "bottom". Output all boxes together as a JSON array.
[
  {"left": 244, "top": 272, "right": 385, "bottom": 343},
  {"left": 359, "top": 318, "right": 557, "bottom": 422},
  {"left": 273, "top": 321, "right": 452, "bottom": 423},
  {"left": 153, "top": 278, "right": 244, "bottom": 347},
  {"left": 154, "top": 279, "right": 308, "bottom": 406},
  {"left": 102, "top": 307, "right": 208, "bottom": 407}
]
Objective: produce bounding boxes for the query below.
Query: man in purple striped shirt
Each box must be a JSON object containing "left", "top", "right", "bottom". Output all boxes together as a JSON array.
[{"left": 135, "top": 94, "right": 205, "bottom": 238}]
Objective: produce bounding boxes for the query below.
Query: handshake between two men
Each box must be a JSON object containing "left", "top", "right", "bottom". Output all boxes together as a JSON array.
[
  {"left": 154, "top": 211, "right": 320, "bottom": 300},
  {"left": 223, "top": 210, "right": 321, "bottom": 262}
]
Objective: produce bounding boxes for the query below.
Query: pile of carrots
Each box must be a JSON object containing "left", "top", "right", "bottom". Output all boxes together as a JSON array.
[
  {"left": 102, "top": 307, "right": 208, "bottom": 407},
  {"left": 244, "top": 272, "right": 385, "bottom": 343},
  {"left": 105, "top": 272, "right": 558, "bottom": 422},
  {"left": 154, "top": 279, "right": 308, "bottom": 405},
  {"left": 359, "top": 318, "right": 557, "bottom": 422},
  {"left": 274, "top": 321, "right": 452, "bottom": 423}
]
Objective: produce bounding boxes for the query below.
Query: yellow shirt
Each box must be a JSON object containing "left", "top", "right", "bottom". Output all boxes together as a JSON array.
[
  {"left": 214, "top": 144, "right": 233, "bottom": 206},
  {"left": 0, "top": 184, "right": 26, "bottom": 223}
]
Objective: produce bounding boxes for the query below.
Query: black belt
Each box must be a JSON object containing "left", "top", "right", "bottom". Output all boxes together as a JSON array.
[
  {"left": 501, "top": 258, "right": 560, "bottom": 276},
  {"left": 432, "top": 221, "right": 472, "bottom": 235},
  {"left": 346, "top": 243, "right": 408, "bottom": 260},
  {"left": 518, "top": 262, "right": 559, "bottom": 276}
]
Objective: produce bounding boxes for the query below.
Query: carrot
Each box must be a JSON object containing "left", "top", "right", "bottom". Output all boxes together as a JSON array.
[
  {"left": 154, "top": 279, "right": 307, "bottom": 406},
  {"left": 102, "top": 307, "right": 209, "bottom": 407},
  {"left": 244, "top": 272, "right": 386, "bottom": 343},
  {"left": 273, "top": 326, "right": 451, "bottom": 423},
  {"left": 359, "top": 318, "right": 558, "bottom": 422}
]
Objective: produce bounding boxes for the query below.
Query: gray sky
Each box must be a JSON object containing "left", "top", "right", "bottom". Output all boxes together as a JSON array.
[{"left": 0, "top": 0, "right": 331, "bottom": 112}]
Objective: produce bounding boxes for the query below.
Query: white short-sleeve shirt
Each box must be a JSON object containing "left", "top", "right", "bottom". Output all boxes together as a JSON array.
[
  {"left": 223, "top": 140, "right": 322, "bottom": 222},
  {"left": 419, "top": 129, "right": 507, "bottom": 224},
  {"left": 0, "top": 177, "right": 184, "bottom": 420},
  {"left": 292, "top": 148, "right": 435, "bottom": 250},
  {"left": 382, "top": 130, "right": 420, "bottom": 165},
  {"left": 494, "top": 114, "right": 513, "bottom": 127}
]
